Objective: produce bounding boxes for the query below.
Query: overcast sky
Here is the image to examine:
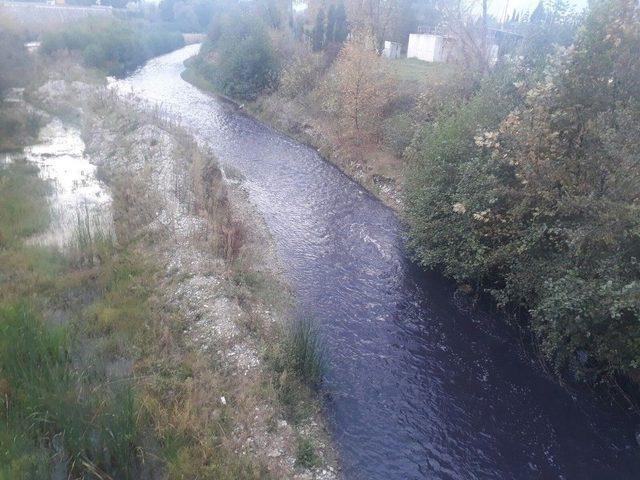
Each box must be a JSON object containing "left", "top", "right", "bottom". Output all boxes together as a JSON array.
[{"left": 488, "top": 0, "right": 589, "bottom": 19}]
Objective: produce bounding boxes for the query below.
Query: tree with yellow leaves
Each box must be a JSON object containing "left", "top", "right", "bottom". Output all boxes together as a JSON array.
[{"left": 322, "top": 29, "right": 393, "bottom": 147}]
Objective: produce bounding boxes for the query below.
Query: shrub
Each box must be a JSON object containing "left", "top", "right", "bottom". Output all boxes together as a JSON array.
[
  {"left": 279, "top": 51, "right": 325, "bottom": 99},
  {"left": 202, "top": 13, "right": 280, "bottom": 100},
  {"left": 41, "top": 18, "right": 184, "bottom": 77},
  {"left": 284, "top": 317, "right": 326, "bottom": 388},
  {"left": 405, "top": 65, "right": 523, "bottom": 282},
  {"left": 406, "top": 0, "right": 640, "bottom": 381},
  {"left": 382, "top": 112, "right": 414, "bottom": 155}
]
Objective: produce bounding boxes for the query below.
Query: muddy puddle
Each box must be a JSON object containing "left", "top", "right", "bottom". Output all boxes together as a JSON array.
[{"left": 18, "top": 119, "right": 112, "bottom": 248}]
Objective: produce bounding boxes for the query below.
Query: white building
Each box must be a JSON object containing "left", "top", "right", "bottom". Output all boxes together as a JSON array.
[
  {"left": 407, "top": 33, "right": 447, "bottom": 62},
  {"left": 407, "top": 29, "right": 520, "bottom": 64}
]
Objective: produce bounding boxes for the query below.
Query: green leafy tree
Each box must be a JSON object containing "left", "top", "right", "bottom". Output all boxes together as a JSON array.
[
  {"left": 41, "top": 18, "right": 184, "bottom": 77},
  {"left": 205, "top": 14, "right": 280, "bottom": 100},
  {"left": 334, "top": 2, "right": 348, "bottom": 43},
  {"left": 406, "top": 0, "right": 640, "bottom": 381},
  {"left": 326, "top": 4, "right": 337, "bottom": 43},
  {"left": 313, "top": 7, "right": 326, "bottom": 51}
]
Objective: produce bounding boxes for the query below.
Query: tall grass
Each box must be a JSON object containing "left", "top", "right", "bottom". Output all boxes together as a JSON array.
[
  {"left": 70, "top": 204, "right": 114, "bottom": 266},
  {"left": 265, "top": 316, "right": 326, "bottom": 424},
  {"left": 285, "top": 317, "right": 326, "bottom": 389},
  {"left": 0, "top": 160, "right": 50, "bottom": 248},
  {"left": 0, "top": 304, "right": 142, "bottom": 479}
]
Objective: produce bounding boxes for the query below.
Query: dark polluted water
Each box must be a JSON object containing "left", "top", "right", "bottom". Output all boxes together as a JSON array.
[{"left": 115, "top": 45, "right": 640, "bottom": 479}]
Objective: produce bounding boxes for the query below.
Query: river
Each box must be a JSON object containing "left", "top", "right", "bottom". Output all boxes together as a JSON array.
[{"left": 114, "top": 44, "right": 640, "bottom": 479}]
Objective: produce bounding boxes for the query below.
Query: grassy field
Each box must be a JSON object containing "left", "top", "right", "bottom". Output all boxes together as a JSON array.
[{"left": 387, "top": 57, "right": 459, "bottom": 86}]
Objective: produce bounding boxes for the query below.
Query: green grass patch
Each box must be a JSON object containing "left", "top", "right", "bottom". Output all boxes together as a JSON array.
[
  {"left": 284, "top": 317, "right": 326, "bottom": 389},
  {"left": 265, "top": 317, "right": 326, "bottom": 424},
  {"left": 389, "top": 58, "right": 458, "bottom": 85},
  {"left": 0, "top": 160, "right": 50, "bottom": 248},
  {"left": 0, "top": 304, "right": 143, "bottom": 479},
  {"left": 295, "top": 436, "right": 319, "bottom": 468}
]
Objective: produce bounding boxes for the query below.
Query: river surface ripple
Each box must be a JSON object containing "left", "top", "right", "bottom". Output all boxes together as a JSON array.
[{"left": 115, "top": 45, "right": 640, "bottom": 479}]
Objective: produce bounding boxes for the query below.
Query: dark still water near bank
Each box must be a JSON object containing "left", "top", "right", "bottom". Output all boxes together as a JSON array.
[{"left": 115, "top": 45, "right": 640, "bottom": 479}]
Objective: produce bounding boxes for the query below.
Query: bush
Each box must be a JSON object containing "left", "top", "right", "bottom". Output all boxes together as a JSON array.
[
  {"left": 200, "top": 13, "right": 280, "bottom": 100},
  {"left": 279, "top": 51, "right": 325, "bottom": 99},
  {"left": 406, "top": 0, "right": 640, "bottom": 381},
  {"left": 382, "top": 112, "right": 414, "bottom": 155},
  {"left": 41, "top": 18, "right": 184, "bottom": 77},
  {"left": 284, "top": 317, "right": 326, "bottom": 388},
  {"left": 405, "top": 66, "right": 522, "bottom": 282},
  {"left": 0, "top": 23, "right": 34, "bottom": 97}
]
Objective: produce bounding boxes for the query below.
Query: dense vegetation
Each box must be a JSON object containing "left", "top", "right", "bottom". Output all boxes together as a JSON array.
[
  {"left": 0, "top": 24, "right": 41, "bottom": 150},
  {"left": 0, "top": 161, "right": 146, "bottom": 478},
  {"left": 406, "top": 0, "right": 640, "bottom": 381},
  {"left": 41, "top": 18, "right": 184, "bottom": 76},
  {"left": 190, "top": 12, "right": 280, "bottom": 100}
]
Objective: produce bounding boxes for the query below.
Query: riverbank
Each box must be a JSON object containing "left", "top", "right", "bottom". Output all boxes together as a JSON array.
[
  {"left": 182, "top": 56, "right": 404, "bottom": 212},
  {"left": 1, "top": 62, "right": 338, "bottom": 478},
  {"left": 106, "top": 44, "right": 640, "bottom": 479}
]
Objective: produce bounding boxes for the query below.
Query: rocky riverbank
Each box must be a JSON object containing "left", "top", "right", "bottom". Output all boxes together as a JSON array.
[{"left": 29, "top": 69, "right": 339, "bottom": 479}]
